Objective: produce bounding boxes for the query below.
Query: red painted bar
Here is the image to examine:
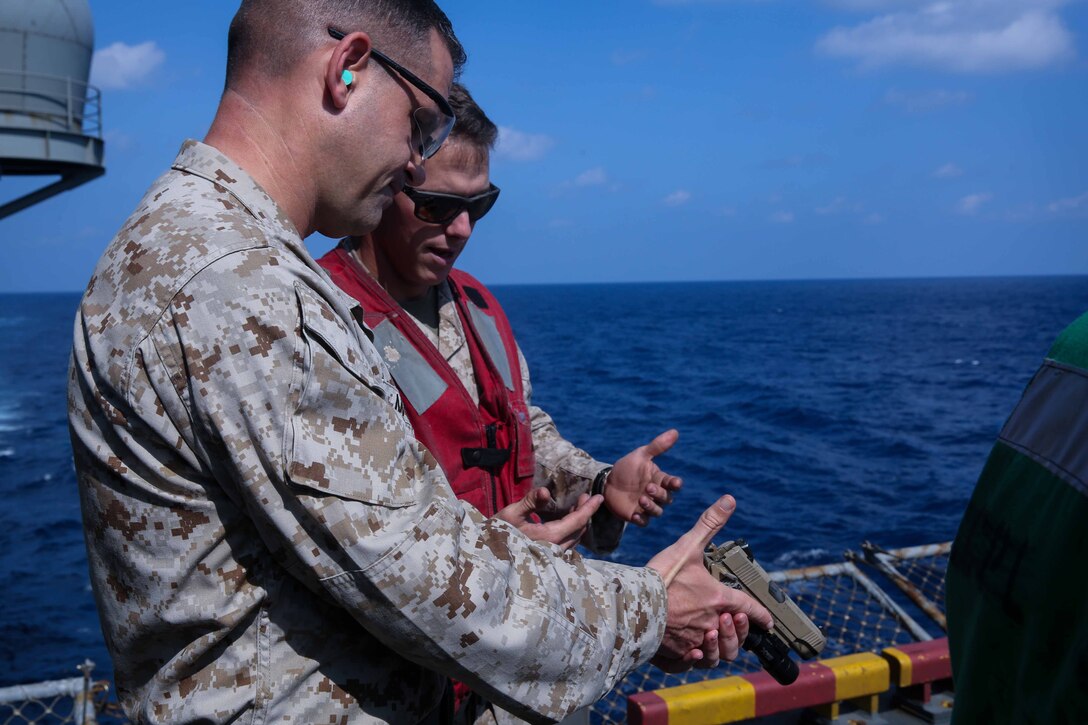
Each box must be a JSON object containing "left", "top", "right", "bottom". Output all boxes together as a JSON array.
[
  {"left": 628, "top": 690, "right": 670, "bottom": 725},
  {"left": 751, "top": 662, "right": 838, "bottom": 717},
  {"left": 627, "top": 651, "right": 898, "bottom": 724},
  {"left": 884, "top": 637, "right": 951, "bottom": 685}
]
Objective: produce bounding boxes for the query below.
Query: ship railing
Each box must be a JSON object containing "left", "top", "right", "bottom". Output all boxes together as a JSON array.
[
  {"left": 854, "top": 540, "right": 949, "bottom": 631},
  {"left": 0, "top": 541, "right": 951, "bottom": 724},
  {"left": 0, "top": 659, "right": 99, "bottom": 724},
  {"left": 595, "top": 539, "right": 953, "bottom": 724},
  {"left": 0, "top": 69, "right": 103, "bottom": 138}
]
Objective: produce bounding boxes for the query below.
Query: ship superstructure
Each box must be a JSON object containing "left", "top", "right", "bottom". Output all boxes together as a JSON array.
[{"left": 0, "top": 0, "right": 104, "bottom": 220}]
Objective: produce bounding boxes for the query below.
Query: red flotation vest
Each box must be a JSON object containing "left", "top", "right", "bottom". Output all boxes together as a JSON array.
[{"left": 318, "top": 247, "right": 534, "bottom": 517}]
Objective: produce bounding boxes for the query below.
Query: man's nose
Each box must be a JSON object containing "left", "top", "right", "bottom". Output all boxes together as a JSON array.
[{"left": 445, "top": 210, "right": 473, "bottom": 240}]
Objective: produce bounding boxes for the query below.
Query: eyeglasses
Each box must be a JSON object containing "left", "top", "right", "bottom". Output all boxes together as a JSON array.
[
  {"left": 402, "top": 184, "right": 501, "bottom": 225},
  {"left": 328, "top": 27, "right": 456, "bottom": 159}
]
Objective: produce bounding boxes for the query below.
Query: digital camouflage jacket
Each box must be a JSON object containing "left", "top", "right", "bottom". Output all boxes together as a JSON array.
[{"left": 68, "top": 140, "right": 667, "bottom": 724}]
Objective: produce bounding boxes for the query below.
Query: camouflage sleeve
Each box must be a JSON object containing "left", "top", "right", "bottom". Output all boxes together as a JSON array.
[
  {"left": 154, "top": 253, "right": 665, "bottom": 722},
  {"left": 518, "top": 345, "right": 626, "bottom": 554}
]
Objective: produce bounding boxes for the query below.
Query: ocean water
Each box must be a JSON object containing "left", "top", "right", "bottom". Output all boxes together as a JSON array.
[{"left": 1, "top": 276, "right": 1086, "bottom": 688}]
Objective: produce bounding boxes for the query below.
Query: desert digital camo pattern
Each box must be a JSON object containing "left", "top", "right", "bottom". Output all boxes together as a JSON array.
[
  {"left": 67, "top": 140, "right": 667, "bottom": 724},
  {"left": 410, "top": 282, "right": 625, "bottom": 553}
]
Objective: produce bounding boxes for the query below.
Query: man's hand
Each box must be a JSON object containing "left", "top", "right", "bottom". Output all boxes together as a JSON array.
[
  {"left": 607, "top": 429, "right": 683, "bottom": 526},
  {"left": 494, "top": 487, "right": 603, "bottom": 551},
  {"left": 646, "top": 495, "right": 773, "bottom": 672}
]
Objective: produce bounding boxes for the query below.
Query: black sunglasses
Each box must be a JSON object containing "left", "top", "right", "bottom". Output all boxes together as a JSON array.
[
  {"left": 328, "top": 27, "right": 456, "bottom": 159},
  {"left": 402, "top": 184, "right": 501, "bottom": 225}
]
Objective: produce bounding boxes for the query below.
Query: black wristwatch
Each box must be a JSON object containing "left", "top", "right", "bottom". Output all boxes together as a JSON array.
[{"left": 591, "top": 467, "right": 613, "bottom": 497}]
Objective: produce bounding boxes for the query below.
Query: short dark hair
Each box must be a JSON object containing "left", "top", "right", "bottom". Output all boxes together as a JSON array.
[
  {"left": 447, "top": 83, "right": 497, "bottom": 152},
  {"left": 226, "top": 0, "right": 465, "bottom": 87}
]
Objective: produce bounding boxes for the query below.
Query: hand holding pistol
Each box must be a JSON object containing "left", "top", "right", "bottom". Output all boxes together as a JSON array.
[{"left": 704, "top": 540, "right": 826, "bottom": 685}]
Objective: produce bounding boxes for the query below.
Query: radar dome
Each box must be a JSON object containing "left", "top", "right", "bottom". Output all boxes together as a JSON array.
[{"left": 0, "top": 0, "right": 104, "bottom": 219}]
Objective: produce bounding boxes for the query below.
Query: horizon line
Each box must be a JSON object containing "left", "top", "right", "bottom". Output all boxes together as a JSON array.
[{"left": 2, "top": 271, "right": 1087, "bottom": 295}]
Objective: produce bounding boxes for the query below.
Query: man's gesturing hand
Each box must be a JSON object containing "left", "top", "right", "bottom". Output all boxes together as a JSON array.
[
  {"left": 494, "top": 487, "right": 603, "bottom": 551},
  {"left": 607, "top": 429, "right": 683, "bottom": 526},
  {"left": 646, "top": 495, "right": 773, "bottom": 671}
]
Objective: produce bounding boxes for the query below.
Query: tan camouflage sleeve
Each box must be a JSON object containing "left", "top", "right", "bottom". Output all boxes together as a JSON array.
[
  {"left": 155, "top": 255, "right": 665, "bottom": 722},
  {"left": 518, "top": 346, "right": 626, "bottom": 554}
]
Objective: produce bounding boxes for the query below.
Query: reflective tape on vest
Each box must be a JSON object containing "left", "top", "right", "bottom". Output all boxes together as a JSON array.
[
  {"left": 999, "top": 359, "right": 1088, "bottom": 497},
  {"left": 371, "top": 319, "right": 448, "bottom": 415},
  {"left": 465, "top": 301, "right": 515, "bottom": 392}
]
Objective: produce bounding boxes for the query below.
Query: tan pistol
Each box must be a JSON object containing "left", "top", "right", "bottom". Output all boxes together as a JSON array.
[{"left": 704, "top": 540, "right": 826, "bottom": 684}]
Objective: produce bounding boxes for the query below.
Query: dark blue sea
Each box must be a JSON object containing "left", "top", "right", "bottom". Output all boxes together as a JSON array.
[{"left": 1, "top": 276, "right": 1087, "bottom": 688}]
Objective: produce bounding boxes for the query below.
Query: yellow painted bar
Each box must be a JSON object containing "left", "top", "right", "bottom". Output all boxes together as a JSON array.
[
  {"left": 882, "top": 646, "right": 914, "bottom": 687},
  {"left": 643, "top": 652, "right": 890, "bottom": 725},
  {"left": 827, "top": 653, "right": 890, "bottom": 700},
  {"left": 658, "top": 676, "right": 757, "bottom": 725}
]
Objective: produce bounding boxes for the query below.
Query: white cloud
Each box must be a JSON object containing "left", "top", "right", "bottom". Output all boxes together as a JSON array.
[
  {"left": 495, "top": 126, "right": 556, "bottom": 162},
  {"left": 1002, "top": 202, "right": 1040, "bottom": 221},
  {"left": 817, "top": 1, "right": 1077, "bottom": 73},
  {"left": 1047, "top": 191, "right": 1088, "bottom": 212},
  {"left": 771, "top": 211, "right": 795, "bottom": 223},
  {"left": 554, "top": 167, "right": 615, "bottom": 193},
  {"left": 810, "top": 197, "right": 884, "bottom": 222},
  {"left": 652, "top": 0, "right": 755, "bottom": 4},
  {"left": 762, "top": 153, "right": 832, "bottom": 169},
  {"left": 664, "top": 190, "right": 692, "bottom": 206},
  {"left": 574, "top": 167, "right": 608, "bottom": 187},
  {"left": 824, "top": 0, "right": 916, "bottom": 9},
  {"left": 957, "top": 193, "right": 993, "bottom": 215},
  {"left": 611, "top": 49, "right": 647, "bottom": 66},
  {"left": 103, "top": 129, "right": 135, "bottom": 152},
  {"left": 884, "top": 89, "right": 973, "bottom": 113},
  {"left": 815, "top": 196, "right": 864, "bottom": 215},
  {"left": 90, "top": 41, "right": 165, "bottom": 90},
  {"left": 934, "top": 162, "right": 964, "bottom": 178}
]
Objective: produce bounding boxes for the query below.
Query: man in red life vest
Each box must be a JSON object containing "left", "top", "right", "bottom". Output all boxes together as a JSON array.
[
  {"left": 70, "top": 2, "right": 769, "bottom": 719},
  {"left": 318, "top": 83, "right": 683, "bottom": 559}
]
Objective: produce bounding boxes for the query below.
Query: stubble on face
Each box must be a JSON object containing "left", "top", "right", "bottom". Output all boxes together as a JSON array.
[
  {"left": 371, "top": 142, "right": 491, "bottom": 301},
  {"left": 315, "top": 30, "right": 453, "bottom": 240}
]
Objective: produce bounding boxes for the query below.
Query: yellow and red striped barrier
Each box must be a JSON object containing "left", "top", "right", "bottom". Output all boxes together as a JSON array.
[
  {"left": 881, "top": 638, "right": 951, "bottom": 705},
  {"left": 627, "top": 638, "right": 951, "bottom": 725},
  {"left": 882, "top": 638, "right": 951, "bottom": 687}
]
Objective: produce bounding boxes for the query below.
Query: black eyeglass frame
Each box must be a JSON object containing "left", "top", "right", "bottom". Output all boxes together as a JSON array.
[
  {"left": 327, "top": 27, "right": 455, "bottom": 159},
  {"left": 402, "top": 184, "right": 502, "bottom": 225}
]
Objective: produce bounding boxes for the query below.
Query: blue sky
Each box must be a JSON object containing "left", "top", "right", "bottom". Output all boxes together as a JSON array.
[{"left": 1, "top": 0, "right": 1086, "bottom": 292}]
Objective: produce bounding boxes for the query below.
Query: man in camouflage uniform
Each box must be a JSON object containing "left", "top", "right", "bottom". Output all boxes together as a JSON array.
[
  {"left": 68, "top": 1, "right": 772, "bottom": 723},
  {"left": 319, "top": 83, "right": 684, "bottom": 723},
  {"left": 318, "top": 83, "right": 681, "bottom": 559}
]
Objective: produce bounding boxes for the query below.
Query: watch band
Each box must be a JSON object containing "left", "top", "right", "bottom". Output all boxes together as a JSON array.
[{"left": 591, "top": 466, "right": 613, "bottom": 497}]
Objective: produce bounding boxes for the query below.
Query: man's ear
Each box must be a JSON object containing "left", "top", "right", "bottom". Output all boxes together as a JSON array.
[{"left": 326, "top": 31, "right": 374, "bottom": 109}]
